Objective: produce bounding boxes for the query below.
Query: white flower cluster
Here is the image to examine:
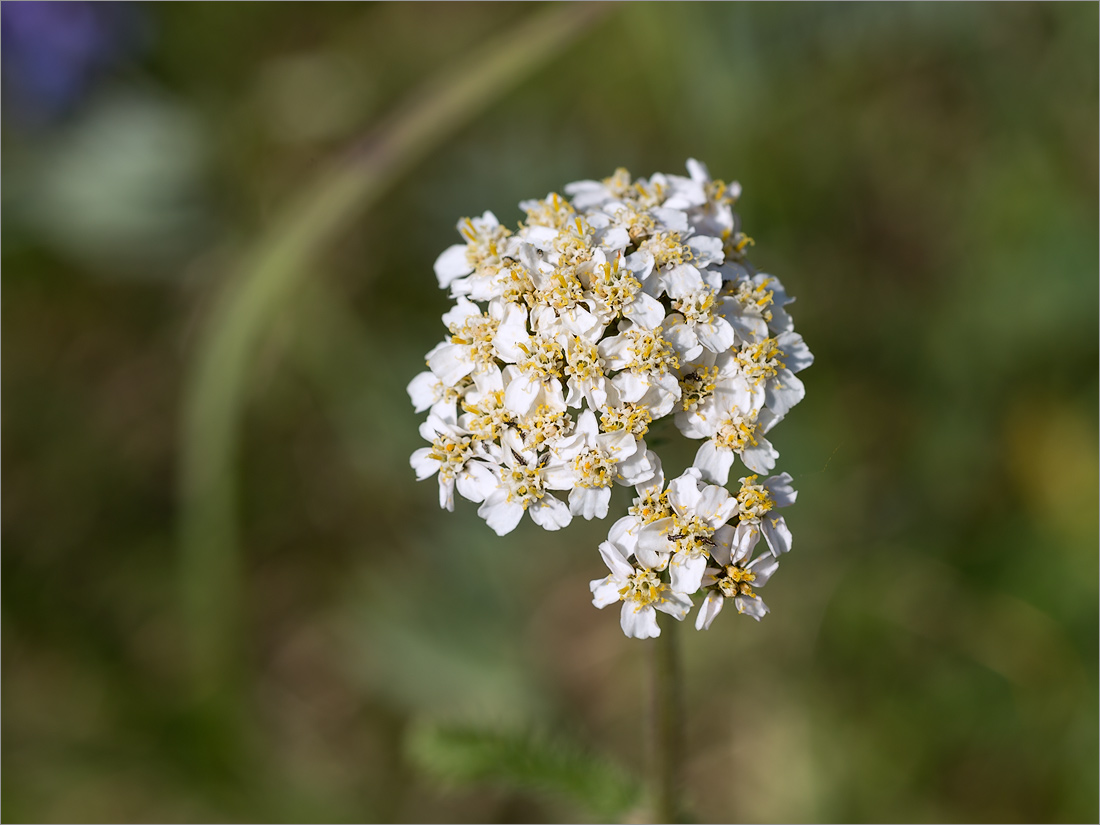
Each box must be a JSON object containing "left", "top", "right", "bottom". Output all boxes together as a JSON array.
[{"left": 408, "top": 161, "right": 812, "bottom": 639}]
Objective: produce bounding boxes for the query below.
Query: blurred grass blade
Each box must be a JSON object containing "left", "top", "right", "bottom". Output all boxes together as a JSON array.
[
  {"left": 179, "top": 3, "right": 612, "bottom": 702},
  {"left": 406, "top": 721, "right": 640, "bottom": 820}
]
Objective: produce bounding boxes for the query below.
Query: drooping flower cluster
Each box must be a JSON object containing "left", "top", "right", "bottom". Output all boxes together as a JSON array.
[{"left": 408, "top": 161, "right": 812, "bottom": 638}]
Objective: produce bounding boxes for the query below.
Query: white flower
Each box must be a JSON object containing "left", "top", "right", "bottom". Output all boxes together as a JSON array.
[
  {"left": 695, "top": 529, "right": 779, "bottom": 629},
  {"left": 513, "top": 402, "right": 573, "bottom": 453},
  {"left": 692, "top": 404, "right": 782, "bottom": 485},
  {"left": 580, "top": 249, "right": 664, "bottom": 328},
  {"left": 599, "top": 320, "right": 682, "bottom": 411},
  {"left": 718, "top": 271, "right": 794, "bottom": 341},
  {"left": 493, "top": 303, "right": 569, "bottom": 416},
  {"left": 544, "top": 410, "right": 654, "bottom": 520},
  {"left": 451, "top": 254, "right": 535, "bottom": 304},
  {"left": 598, "top": 391, "right": 658, "bottom": 437},
  {"left": 526, "top": 243, "right": 604, "bottom": 340},
  {"left": 660, "top": 264, "right": 736, "bottom": 361},
  {"left": 427, "top": 297, "right": 507, "bottom": 390},
  {"left": 730, "top": 472, "right": 797, "bottom": 558},
  {"left": 410, "top": 160, "right": 809, "bottom": 640},
  {"left": 590, "top": 537, "right": 692, "bottom": 639},
  {"left": 734, "top": 331, "right": 814, "bottom": 418},
  {"left": 673, "top": 350, "right": 753, "bottom": 437},
  {"left": 474, "top": 441, "right": 572, "bottom": 536},
  {"left": 409, "top": 414, "right": 494, "bottom": 511},
  {"left": 434, "top": 211, "right": 516, "bottom": 291},
  {"left": 562, "top": 333, "right": 610, "bottom": 410},
  {"left": 584, "top": 210, "right": 632, "bottom": 253},
  {"left": 407, "top": 369, "right": 469, "bottom": 422},
  {"left": 605, "top": 453, "right": 671, "bottom": 558},
  {"left": 632, "top": 227, "right": 697, "bottom": 278},
  {"left": 565, "top": 167, "right": 659, "bottom": 212},
  {"left": 458, "top": 386, "right": 514, "bottom": 444},
  {"left": 674, "top": 158, "right": 740, "bottom": 240},
  {"left": 519, "top": 191, "right": 576, "bottom": 230},
  {"left": 635, "top": 469, "right": 738, "bottom": 594}
]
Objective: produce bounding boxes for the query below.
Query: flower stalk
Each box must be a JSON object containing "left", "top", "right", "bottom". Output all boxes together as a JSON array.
[
  {"left": 178, "top": 2, "right": 612, "bottom": 702},
  {"left": 651, "top": 611, "right": 683, "bottom": 823}
]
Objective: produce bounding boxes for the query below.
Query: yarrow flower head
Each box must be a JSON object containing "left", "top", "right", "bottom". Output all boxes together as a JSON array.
[{"left": 409, "top": 160, "right": 813, "bottom": 638}]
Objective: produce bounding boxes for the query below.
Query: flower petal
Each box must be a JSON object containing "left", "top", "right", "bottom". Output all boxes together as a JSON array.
[
  {"left": 568, "top": 486, "right": 611, "bottom": 520},
  {"left": 741, "top": 436, "right": 778, "bottom": 475},
  {"left": 693, "top": 439, "right": 734, "bottom": 485},
  {"left": 530, "top": 495, "right": 572, "bottom": 530},
  {"left": 477, "top": 491, "right": 525, "bottom": 536},
  {"left": 777, "top": 331, "right": 813, "bottom": 372},
  {"left": 455, "top": 461, "right": 496, "bottom": 503},
  {"left": 434, "top": 244, "right": 472, "bottom": 288},
  {"left": 620, "top": 602, "right": 661, "bottom": 639},
  {"left": 734, "top": 594, "right": 769, "bottom": 621},
  {"left": 695, "top": 591, "right": 725, "bottom": 630},
  {"left": 730, "top": 523, "right": 760, "bottom": 563},
  {"left": 598, "top": 539, "right": 634, "bottom": 580},
  {"left": 709, "top": 524, "right": 734, "bottom": 566},
  {"left": 656, "top": 590, "right": 693, "bottom": 620},
  {"left": 761, "top": 515, "right": 792, "bottom": 556},
  {"left": 410, "top": 447, "right": 440, "bottom": 481},
  {"left": 636, "top": 517, "right": 677, "bottom": 559},
  {"left": 669, "top": 551, "right": 707, "bottom": 594},
  {"left": 746, "top": 554, "right": 780, "bottom": 587},
  {"left": 590, "top": 576, "right": 621, "bottom": 608},
  {"left": 764, "top": 472, "right": 797, "bottom": 508},
  {"left": 427, "top": 343, "right": 474, "bottom": 387},
  {"left": 765, "top": 369, "right": 805, "bottom": 417}
]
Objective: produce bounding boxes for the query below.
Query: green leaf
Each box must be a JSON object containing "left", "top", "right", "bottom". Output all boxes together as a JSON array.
[{"left": 405, "top": 721, "right": 641, "bottom": 820}]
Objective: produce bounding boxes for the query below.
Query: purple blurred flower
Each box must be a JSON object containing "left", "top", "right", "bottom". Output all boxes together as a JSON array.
[{"left": 2, "top": 1, "right": 145, "bottom": 126}]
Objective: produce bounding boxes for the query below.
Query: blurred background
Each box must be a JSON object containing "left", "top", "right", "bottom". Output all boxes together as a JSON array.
[{"left": 3, "top": 3, "right": 1097, "bottom": 822}]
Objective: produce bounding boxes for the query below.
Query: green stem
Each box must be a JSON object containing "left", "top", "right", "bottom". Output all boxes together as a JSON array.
[
  {"left": 652, "top": 611, "right": 683, "bottom": 823},
  {"left": 178, "top": 3, "right": 613, "bottom": 703}
]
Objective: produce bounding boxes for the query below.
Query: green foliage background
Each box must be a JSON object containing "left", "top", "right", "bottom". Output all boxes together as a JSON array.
[{"left": 3, "top": 3, "right": 1097, "bottom": 822}]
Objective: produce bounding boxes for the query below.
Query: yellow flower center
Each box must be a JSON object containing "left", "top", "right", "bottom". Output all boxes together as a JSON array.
[
  {"left": 735, "top": 475, "right": 775, "bottom": 521},
  {"left": 427, "top": 434, "right": 473, "bottom": 480},
  {"left": 628, "top": 489, "right": 672, "bottom": 525},
  {"left": 517, "top": 404, "right": 571, "bottom": 449},
  {"left": 572, "top": 448, "right": 616, "bottom": 489},
  {"left": 517, "top": 336, "right": 564, "bottom": 379},
  {"left": 498, "top": 260, "right": 535, "bottom": 305},
  {"left": 602, "top": 167, "right": 633, "bottom": 198},
  {"left": 624, "top": 327, "right": 680, "bottom": 375},
  {"left": 723, "top": 231, "right": 754, "bottom": 260},
  {"left": 600, "top": 403, "right": 652, "bottom": 437},
  {"left": 735, "top": 337, "right": 786, "bottom": 385},
  {"left": 641, "top": 230, "right": 692, "bottom": 269},
  {"left": 564, "top": 336, "right": 604, "bottom": 383},
  {"left": 588, "top": 257, "right": 642, "bottom": 316},
  {"left": 614, "top": 208, "right": 656, "bottom": 243},
  {"left": 504, "top": 463, "right": 545, "bottom": 509},
  {"left": 671, "top": 287, "right": 717, "bottom": 325},
  {"left": 449, "top": 314, "right": 499, "bottom": 368},
  {"left": 460, "top": 218, "right": 512, "bottom": 270},
  {"left": 619, "top": 568, "right": 666, "bottom": 607},
  {"left": 461, "top": 390, "right": 513, "bottom": 441},
  {"left": 679, "top": 366, "right": 720, "bottom": 411},
  {"left": 705, "top": 178, "right": 733, "bottom": 205},
  {"left": 718, "top": 565, "right": 757, "bottom": 600},
  {"left": 536, "top": 268, "right": 586, "bottom": 311},
  {"left": 553, "top": 217, "right": 595, "bottom": 267},
  {"left": 523, "top": 191, "right": 575, "bottom": 229},
  {"left": 727, "top": 277, "right": 775, "bottom": 323},
  {"left": 666, "top": 514, "right": 715, "bottom": 559},
  {"left": 714, "top": 413, "right": 760, "bottom": 452}
]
